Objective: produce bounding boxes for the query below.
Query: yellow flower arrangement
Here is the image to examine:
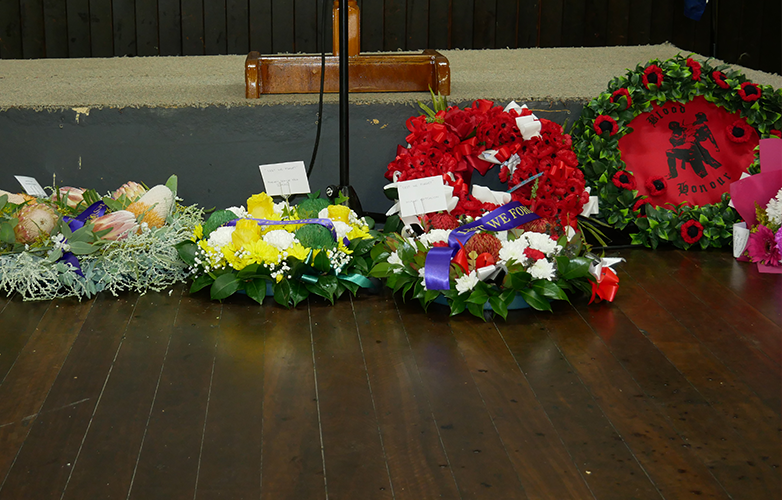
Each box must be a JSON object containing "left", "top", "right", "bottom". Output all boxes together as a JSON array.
[{"left": 177, "top": 192, "right": 379, "bottom": 307}]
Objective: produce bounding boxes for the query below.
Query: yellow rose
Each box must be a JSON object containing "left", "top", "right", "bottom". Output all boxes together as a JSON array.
[
  {"left": 232, "top": 219, "right": 261, "bottom": 248},
  {"left": 247, "top": 193, "right": 276, "bottom": 219},
  {"left": 326, "top": 205, "right": 351, "bottom": 223}
]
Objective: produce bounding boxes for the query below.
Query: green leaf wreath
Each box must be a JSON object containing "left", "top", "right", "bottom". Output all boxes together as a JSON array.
[{"left": 571, "top": 54, "right": 782, "bottom": 249}]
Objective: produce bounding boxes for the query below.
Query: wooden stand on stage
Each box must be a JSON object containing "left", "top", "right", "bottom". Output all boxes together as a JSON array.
[{"left": 244, "top": 0, "right": 450, "bottom": 98}]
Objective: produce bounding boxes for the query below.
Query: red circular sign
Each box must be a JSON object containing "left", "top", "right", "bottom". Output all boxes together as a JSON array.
[{"left": 618, "top": 96, "right": 759, "bottom": 208}]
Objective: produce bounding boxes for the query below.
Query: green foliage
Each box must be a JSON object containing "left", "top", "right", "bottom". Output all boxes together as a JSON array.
[{"left": 571, "top": 54, "right": 781, "bottom": 250}]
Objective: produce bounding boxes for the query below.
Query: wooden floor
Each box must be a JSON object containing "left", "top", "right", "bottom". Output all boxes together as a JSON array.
[{"left": 0, "top": 248, "right": 779, "bottom": 500}]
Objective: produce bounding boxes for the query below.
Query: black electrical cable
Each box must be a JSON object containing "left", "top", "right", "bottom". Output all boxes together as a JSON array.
[{"left": 307, "top": 0, "right": 329, "bottom": 177}]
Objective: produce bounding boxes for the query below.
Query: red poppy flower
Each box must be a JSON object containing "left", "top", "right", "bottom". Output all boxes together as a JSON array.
[
  {"left": 727, "top": 120, "right": 753, "bottom": 143},
  {"left": 644, "top": 176, "right": 667, "bottom": 196},
  {"left": 593, "top": 115, "right": 619, "bottom": 136},
  {"left": 610, "top": 88, "right": 632, "bottom": 109},
  {"left": 643, "top": 65, "right": 664, "bottom": 89},
  {"left": 534, "top": 199, "right": 558, "bottom": 219},
  {"left": 612, "top": 171, "right": 636, "bottom": 190},
  {"left": 712, "top": 70, "right": 729, "bottom": 89},
  {"left": 770, "top": 130, "right": 782, "bottom": 138},
  {"left": 681, "top": 220, "right": 704, "bottom": 244},
  {"left": 738, "top": 82, "right": 762, "bottom": 102},
  {"left": 632, "top": 198, "right": 649, "bottom": 214},
  {"left": 686, "top": 58, "right": 701, "bottom": 81}
]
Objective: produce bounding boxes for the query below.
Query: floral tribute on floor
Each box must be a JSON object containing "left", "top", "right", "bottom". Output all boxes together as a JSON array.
[
  {"left": 730, "top": 138, "right": 782, "bottom": 272},
  {"left": 571, "top": 54, "right": 782, "bottom": 249},
  {"left": 370, "top": 98, "right": 619, "bottom": 319},
  {"left": 176, "top": 192, "right": 378, "bottom": 307},
  {"left": 0, "top": 175, "right": 202, "bottom": 300}
]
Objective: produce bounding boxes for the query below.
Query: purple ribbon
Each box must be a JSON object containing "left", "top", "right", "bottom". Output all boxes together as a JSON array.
[
  {"left": 59, "top": 201, "right": 108, "bottom": 277},
  {"left": 225, "top": 217, "right": 350, "bottom": 247},
  {"left": 424, "top": 201, "right": 540, "bottom": 290}
]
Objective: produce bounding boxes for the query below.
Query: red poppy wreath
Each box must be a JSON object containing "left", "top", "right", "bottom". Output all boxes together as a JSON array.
[{"left": 571, "top": 54, "right": 782, "bottom": 249}]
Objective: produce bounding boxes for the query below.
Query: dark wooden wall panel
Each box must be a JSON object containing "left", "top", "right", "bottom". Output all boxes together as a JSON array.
[
  {"left": 360, "top": 0, "right": 383, "bottom": 52},
  {"left": 43, "top": 0, "right": 68, "bottom": 57},
  {"left": 226, "top": 0, "right": 249, "bottom": 54},
  {"left": 181, "top": 0, "right": 205, "bottom": 54},
  {"left": 539, "top": 0, "right": 563, "bottom": 47},
  {"left": 136, "top": 0, "right": 160, "bottom": 56},
  {"left": 1, "top": 0, "right": 778, "bottom": 75},
  {"left": 406, "top": 0, "right": 428, "bottom": 50},
  {"left": 65, "top": 0, "right": 90, "bottom": 57},
  {"left": 112, "top": 0, "right": 137, "bottom": 56},
  {"left": 495, "top": 0, "right": 518, "bottom": 48},
  {"left": 270, "top": 0, "right": 293, "bottom": 52},
  {"left": 472, "top": 0, "right": 497, "bottom": 49},
  {"left": 451, "top": 0, "right": 474, "bottom": 49},
  {"left": 204, "top": 0, "right": 227, "bottom": 54},
  {"left": 20, "top": 0, "right": 46, "bottom": 58},
  {"left": 294, "top": 0, "right": 317, "bottom": 53},
  {"left": 89, "top": 0, "right": 113, "bottom": 56},
  {"left": 427, "top": 0, "right": 449, "bottom": 48}
]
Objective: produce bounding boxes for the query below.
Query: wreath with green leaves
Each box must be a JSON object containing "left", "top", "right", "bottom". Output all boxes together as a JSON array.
[{"left": 572, "top": 54, "right": 782, "bottom": 249}]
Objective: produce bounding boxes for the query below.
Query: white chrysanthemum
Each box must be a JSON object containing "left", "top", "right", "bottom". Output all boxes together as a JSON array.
[
  {"left": 524, "top": 232, "right": 561, "bottom": 257},
  {"left": 418, "top": 266, "right": 428, "bottom": 290},
  {"left": 332, "top": 220, "right": 352, "bottom": 241},
  {"left": 495, "top": 230, "right": 509, "bottom": 242},
  {"left": 263, "top": 229, "right": 297, "bottom": 250},
  {"left": 206, "top": 226, "right": 235, "bottom": 251},
  {"left": 455, "top": 271, "right": 480, "bottom": 294},
  {"left": 273, "top": 201, "right": 288, "bottom": 216},
  {"left": 766, "top": 187, "right": 782, "bottom": 226},
  {"left": 498, "top": 238, "right": 529, "bottom": 264},
  {"left": 226, "top": 206, "right": 250, "bottom": 219},
  {"left": 529, "top": 259, "right": 556, "bottom": 281},
  {"left": 420, "top": 229, "right": 451, "bottom": 247}
]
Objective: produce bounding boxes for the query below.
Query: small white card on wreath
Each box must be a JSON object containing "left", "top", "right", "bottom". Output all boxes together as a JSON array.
[
  {"left": 397, "top": 175, "right": 448, "bottom": 217},
  {"left": 15, "top": 176, "right": 47, "bottom": 197},
  {"left": 259, "top": 161, "right": 311, "bottom": 197}
]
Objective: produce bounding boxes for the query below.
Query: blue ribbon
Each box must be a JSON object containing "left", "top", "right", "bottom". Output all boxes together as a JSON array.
[
  {"left": 59, "top": 200, "right": 108, "bottom": 277},
  {"left": 424, "top": 201, "right": 540, "bottom": 290},
  {"left": 225, "top": 217, "right": 351, "bottom": 247}
]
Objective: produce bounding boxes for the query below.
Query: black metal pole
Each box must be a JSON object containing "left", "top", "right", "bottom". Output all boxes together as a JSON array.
[{"left": 339, "top": 0, "right": 349, "bottom": 187}]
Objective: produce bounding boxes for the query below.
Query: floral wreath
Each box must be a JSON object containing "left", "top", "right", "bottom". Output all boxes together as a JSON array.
[
  {"left": 384, "top": 99, "right": 588, "bottom": 234},
  {"left": 571, "top": 54, "right": 782, "bottom": 249},
  {"left": 176, "top": 192, "right": 377, "bottom": 307}
]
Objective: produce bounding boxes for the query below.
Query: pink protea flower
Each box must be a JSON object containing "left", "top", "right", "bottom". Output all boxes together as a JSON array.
[
  {"left": 0, "top": 189, "right": 33, "bottom": 205},
  {"left": 14, "top": 203, "right": 59, "bottom": 244},
  {"left": 92, "top": 210, "right": 138, "bottom": 241},
  {"left": 53, "top": 187, "right": 85, "bottom": 208},
  {"left": 112, "top": 181, "right": 147, "bottom": 202}
]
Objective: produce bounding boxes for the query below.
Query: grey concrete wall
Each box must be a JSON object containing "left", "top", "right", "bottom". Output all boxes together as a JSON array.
[{"left": 0, "top": 100, "right": 583, "bottom": 216}]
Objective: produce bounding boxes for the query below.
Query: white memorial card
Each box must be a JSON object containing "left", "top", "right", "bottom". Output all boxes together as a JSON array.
[
  {"left": 15, "top": 176, "right": 47, "bottom": 197},
  {"left": 397, "top": 175, "right": 448, "bottom": 217},
  {"left": 259, "top": 161, "right": 311, "bottom": 197}
]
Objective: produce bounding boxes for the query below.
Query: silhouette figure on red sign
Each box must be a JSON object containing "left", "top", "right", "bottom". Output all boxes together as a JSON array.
[{"left": 666, "top": 112, "right": 721, "bottom": 179}]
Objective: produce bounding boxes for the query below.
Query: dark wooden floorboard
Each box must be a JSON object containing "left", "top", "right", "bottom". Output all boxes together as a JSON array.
[
  {"left": 499, "top": 309, "right": 663, "bottom": 500},
  {"left": 536, "top": 304, "right": 731, "bottom": 499},
  {"left": 396, "top": 299, "right": 527, "bottom": 499},
  {"left": 351, "top": 291, "right": 461, "bottom": 499},
  {"left": 448, "top": 314, "right": 595, "bottom": 499},
  {"left": 0, "top": 249, "right": 777, "bottom": 499},
  {"left": 620, "top": 250, "right": 782, "bottom": 415},
  {"left": 0, "top": 297, "right": 93, "bottom": 485},
  {"left": 0, "top": 293, "right": 138, "bottom": 500},
  {"left": 310, "top": 297, "right": 393, "bottom": 499},
  {"left": 194, "top": 296, "right": 266, "bottom": 499},
  {"left": 577, "top": 294, "right": 781, "bottom": 497},
  {"left": 259, "top": 303, "right": 324, "bottom": 500},
  {"left": 60, "top": 287, "right": 183, "bottom": 500}
]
